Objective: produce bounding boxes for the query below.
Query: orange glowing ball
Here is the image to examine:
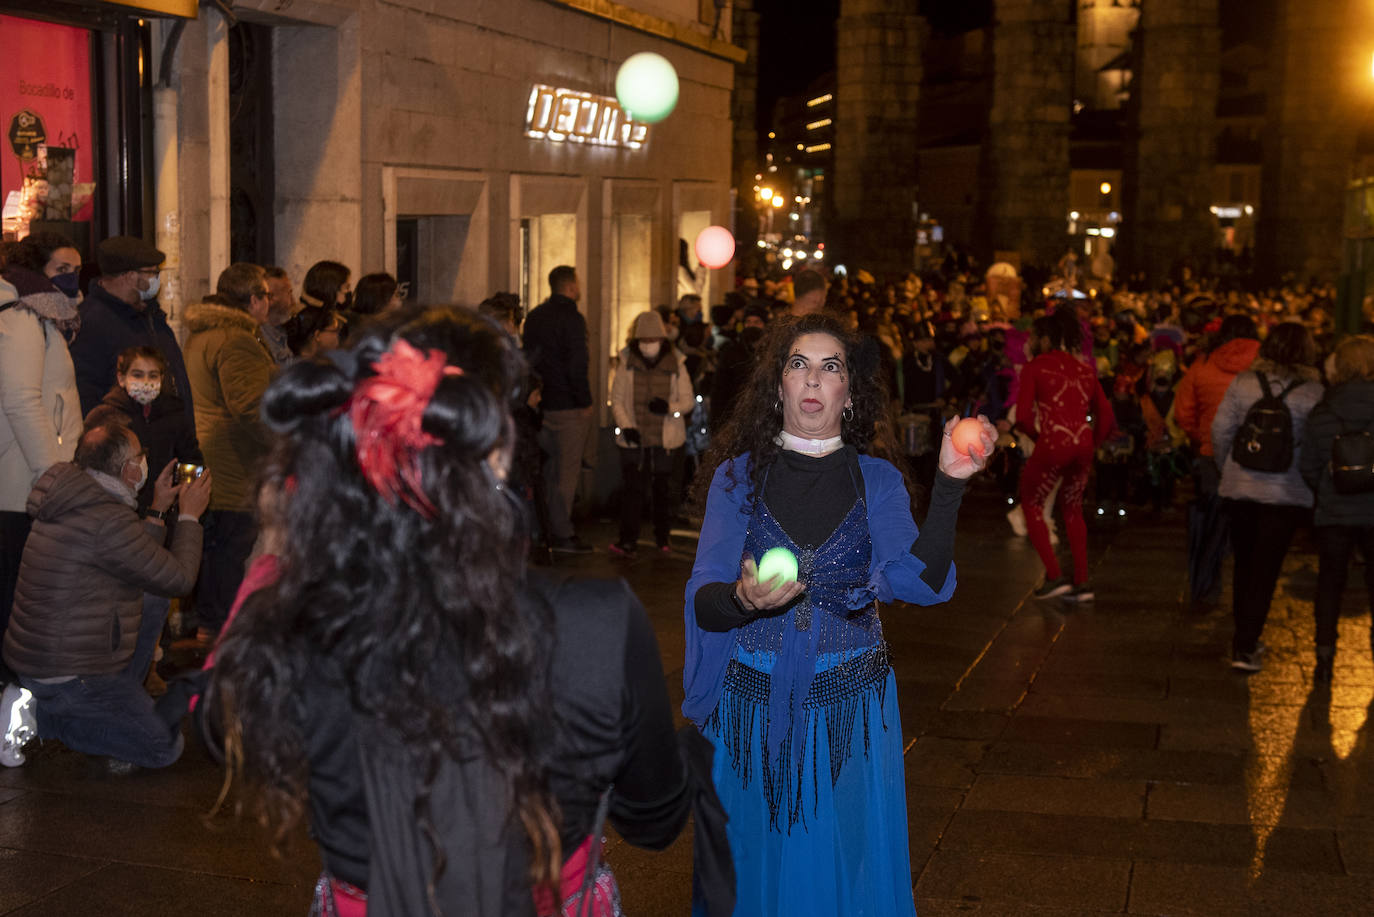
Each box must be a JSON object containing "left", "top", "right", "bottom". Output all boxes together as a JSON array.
[
  {"left": 694, "top": 226, "right": 736, "bottom": 270},
  {"left": 951, "top": 417, "right": 986, "bottom": 456}
]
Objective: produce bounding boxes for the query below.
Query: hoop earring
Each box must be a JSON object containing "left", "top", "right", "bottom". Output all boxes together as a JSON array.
[
  {"left": 843, "top": 405, "right": 854, "bottom": 422},
  {"left": 774, "top": 400, "right": 782, "bottom": 414}
]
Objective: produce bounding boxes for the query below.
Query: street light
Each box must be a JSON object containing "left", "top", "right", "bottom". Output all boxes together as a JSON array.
[
  {"left": 772, "top": 194, "right": 785, "bottom": 208},
  {"left": 1099, "top": 181, "right": 1112, "bottom": 195}
]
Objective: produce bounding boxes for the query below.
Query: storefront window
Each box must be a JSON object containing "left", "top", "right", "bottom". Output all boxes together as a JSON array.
[{"left": 0, "top": 14, "right": 95, "bottom": 240}]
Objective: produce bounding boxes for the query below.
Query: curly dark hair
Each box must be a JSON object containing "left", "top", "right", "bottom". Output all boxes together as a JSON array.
[
  {"left": 8, "top": 231, "right": 77, "bottom": 274},
  {"left": 210, "top": 307, "right": 560, "bottom": 903},
  {"left": 693, "top": 311, "right": 902, "bottom": 507}
]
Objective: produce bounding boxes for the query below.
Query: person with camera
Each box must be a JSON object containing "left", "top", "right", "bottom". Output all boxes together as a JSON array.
[
  {"left": 1301, "top": 335, "right": 1374, "bottom": 683},
  {"left": 1, "top": 422, "right": 212, "bottom": 769}
]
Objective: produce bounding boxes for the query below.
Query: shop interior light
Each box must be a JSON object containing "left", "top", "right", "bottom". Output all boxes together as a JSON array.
[
  {"left": 1099, "top": 181, "right": 1112, "bottom": 195},
  {"left": 1244, "top": 204, "right": 1254, "bottom": 215},
  {"left": 1100, "top": 227, "right": 1116, "bottom": 238},
  {"left": 1069, "top": 211, "right": 1080, "bottom": 220}
]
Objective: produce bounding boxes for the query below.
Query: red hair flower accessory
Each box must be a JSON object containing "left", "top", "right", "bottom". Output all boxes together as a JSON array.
[{"left": 348, "top": 339, "right": 463, "bottom": 517}]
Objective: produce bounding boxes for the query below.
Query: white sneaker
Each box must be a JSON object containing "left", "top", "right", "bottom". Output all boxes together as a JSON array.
[
  {"left": 1006, "top": 504, "right": 1028, "bottom": 536},
  {"left": 1, "top": 683, "right": 36, "bottom": 767}
]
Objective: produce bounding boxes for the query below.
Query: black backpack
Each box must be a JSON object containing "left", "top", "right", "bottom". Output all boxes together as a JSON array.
[
  {"left": 1231, "top": 372, "right": 1300, "bottom": 473},
  {"left": 1331, "top": 414, "right": 1374, "bottom": 494}
]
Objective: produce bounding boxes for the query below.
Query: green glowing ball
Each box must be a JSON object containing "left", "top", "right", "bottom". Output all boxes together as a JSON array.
[
  {"left": 757, "top": 546, "right": 799, "bottom": 586},
  {"left": 615, "top": 52, "right": 679, "bottom": 124}
]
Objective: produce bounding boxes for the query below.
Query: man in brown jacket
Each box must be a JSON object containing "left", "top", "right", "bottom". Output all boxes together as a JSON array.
[
  {"left": 183, "top": 263, "right": 275, "bottom": 641},
  {"left": 2, "top": 423, "right": 211, "bottom": 768}
]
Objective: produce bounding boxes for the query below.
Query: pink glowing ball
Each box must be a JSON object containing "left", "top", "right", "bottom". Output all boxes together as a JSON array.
[
  {"left": 951, "top": 417, "right": 986, "bottom": 456},
  {"left": 694, "top": 226, "right": 736, "bottom": 270}
]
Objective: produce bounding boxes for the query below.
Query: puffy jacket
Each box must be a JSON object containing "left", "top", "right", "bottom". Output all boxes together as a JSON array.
[
  {"left": 3, "top": 463, "right": 202, "bottom": 676},
  {"left": 182, "top": 303, "right": 275, "bottom": 512},
  {"left": 0, "top": 295, "right": 81, "bottom": 512},
  {"left": 610, "top": 347, "right": 695, "bottom": 450},
  {"left": 1300, "top": 379, "right": 1374, "bottom": 527},
  {"left": 1212, "top": 361, "right": 1324, "bottom": 508},
  {"left": 1175, "top": 338, "right": 1260, "bottom": 456}
]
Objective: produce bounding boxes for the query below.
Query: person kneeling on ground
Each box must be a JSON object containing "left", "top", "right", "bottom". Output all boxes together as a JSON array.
[{"left": 1, "top": 422, "right": 212, "bottom": 769}]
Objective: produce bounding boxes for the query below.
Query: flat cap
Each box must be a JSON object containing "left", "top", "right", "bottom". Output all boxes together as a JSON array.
[{"left": 97, "top": 235, "right": 165, "bottom": 275}]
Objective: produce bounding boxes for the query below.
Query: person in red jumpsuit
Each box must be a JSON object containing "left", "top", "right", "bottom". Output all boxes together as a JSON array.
[{"left": 1015, "top": 308, "right": 1115, "bottom": 600}]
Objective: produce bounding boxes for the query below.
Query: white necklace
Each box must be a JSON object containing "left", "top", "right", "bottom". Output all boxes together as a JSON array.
[{"left": 776, "top": 430, "right": 843, "bottom": 456}]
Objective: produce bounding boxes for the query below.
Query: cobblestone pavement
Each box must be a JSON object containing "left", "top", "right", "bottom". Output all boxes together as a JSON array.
[{"left": 2, "top": 484, "right": 1372, "bottom": 915}]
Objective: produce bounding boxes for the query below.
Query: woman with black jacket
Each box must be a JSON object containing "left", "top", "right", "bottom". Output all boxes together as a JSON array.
[{"left": 1300, "top": 334, "right": 1374, "bottom": 683}]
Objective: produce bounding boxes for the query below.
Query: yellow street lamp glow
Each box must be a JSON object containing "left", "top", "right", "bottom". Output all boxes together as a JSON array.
[
  {"left": 760, "top": 187, "right": 773, "bottom": 200},
  {"left": 772, "top": 195, "right": 785, "bottom": 208},
  {"left": 1099, "top": 181, "right": 1112, "bottom": 195},
  {"left": 614, "top": 52, "right": 679, "bottom": 123}
]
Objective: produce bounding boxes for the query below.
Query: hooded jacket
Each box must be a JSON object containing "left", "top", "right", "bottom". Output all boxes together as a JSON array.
[
  {"left": 1300, "top": 378, "right": 1374, "bottom": 527},
  {"left": 1175, "top": 337, "right": 1260, "bottom": 457},
  {"left": 3, "top": 463, "right": 202, "bottom": 676},
  {"left": 182, "top": 302, "right": 275, "bottom": 512},
  {"left": 0, "top": 275, "right": 82, "bottom": 512}
]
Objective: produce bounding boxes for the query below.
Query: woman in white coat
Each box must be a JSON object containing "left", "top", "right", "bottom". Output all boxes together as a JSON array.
[
  {"left": 610, "top": 310, "right": 696, "bottom": 556},
  {"left": 0, "top": 263, "right": 83, "bottom": 684}
]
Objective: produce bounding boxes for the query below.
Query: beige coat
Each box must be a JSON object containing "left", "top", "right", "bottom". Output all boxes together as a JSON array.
[{"left": 0, "top": 304, "right": 81, "bottom": 512}]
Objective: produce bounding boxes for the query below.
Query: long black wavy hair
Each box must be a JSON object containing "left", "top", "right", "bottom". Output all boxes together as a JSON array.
[
  {"left": 693, "top": 311, "right": 903, "bottom": 507},
  {"left": 210, "top": 306, "right": 560, "bottom": 902}
]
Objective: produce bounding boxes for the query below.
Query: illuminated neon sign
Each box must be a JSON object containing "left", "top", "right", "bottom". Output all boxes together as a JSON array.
[{"left": 524, "top": 85, "right": 649, "bottom": 150}]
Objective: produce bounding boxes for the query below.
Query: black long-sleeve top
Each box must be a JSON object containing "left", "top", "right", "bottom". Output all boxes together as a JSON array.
[{"left": 300, "top": 574, "right": 689, "bottom": 891}]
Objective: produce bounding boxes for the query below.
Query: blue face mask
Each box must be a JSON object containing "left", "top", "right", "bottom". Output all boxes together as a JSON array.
[{"left": 51, "top": 272, "right": 80, "bottom": 298}]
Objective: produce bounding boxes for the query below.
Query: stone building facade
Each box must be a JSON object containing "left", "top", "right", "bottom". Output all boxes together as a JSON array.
[{"left": 142, "top": 0, "right": 739, "bottom": 414}]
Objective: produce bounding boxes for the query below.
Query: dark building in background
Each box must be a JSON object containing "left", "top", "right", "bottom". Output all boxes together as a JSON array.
[{"left": 729, "top": 0, "right": 1369, "bottom": 285}]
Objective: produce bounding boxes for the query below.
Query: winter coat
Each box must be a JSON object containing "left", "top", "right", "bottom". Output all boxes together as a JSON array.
[
  {"left": 182, "top": 303, "right": 275, "bottom": 512},
  {"left": 0, "top": 300, "right": 81, "bottom": 512},
  {"left": 3, "top": 463, "right": 202, "bottom": 677},
  {"left": 1175, "top": 338, "right": 1260, "bottom": 456},
  {"left": 1300, "top": 378, "right": 1374, "bottom": 527},
  {"left": 610, "top": 346, "right": 695, "bottom": 450},
  {"left": 85, "top": 386, "right": 203, "bottom": 510},
  {"left": 1211, "top": 360, "right": 1324, "bottom": 508},
  {"left": 522, "top": 294, "right": 591, "bottom": 411},
  {"left": 68, "top": 282, "right": 195, "bottom": 431}
]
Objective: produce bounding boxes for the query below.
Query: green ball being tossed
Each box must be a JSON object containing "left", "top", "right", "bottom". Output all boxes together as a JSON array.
[{"left": 757, "top": 546, "right": 799, "bottom": 586}]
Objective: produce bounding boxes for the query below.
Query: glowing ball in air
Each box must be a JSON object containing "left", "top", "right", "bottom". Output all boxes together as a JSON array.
[
  {"left": 951, "top": 417, "right": 987, "bottom": 456},
  {"left": 695, "top": 226, "right": 736, "bottom": 270},
  {"left": 615, "top": 53, "right": 679, "bottom": 123},
  {"left": 757, "top": 547, "right": 799, "bottom": 586}
]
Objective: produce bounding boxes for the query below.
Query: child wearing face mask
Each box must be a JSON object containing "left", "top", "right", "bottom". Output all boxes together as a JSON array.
[
  {"left": 84, "top": 346, "right": 204, "bottom": 512},
  {"left": 609, "top": 311, "right": 696, "bottom": 557}
]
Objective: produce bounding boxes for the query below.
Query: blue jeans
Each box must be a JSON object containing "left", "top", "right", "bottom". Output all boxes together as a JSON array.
[{"left": 19, "top": 594, "right": 183, "bottom": 768}]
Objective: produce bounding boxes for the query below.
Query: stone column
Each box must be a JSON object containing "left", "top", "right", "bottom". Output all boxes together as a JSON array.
[
  {"left": 1257, "top": 0, "right": 1372, "bottom": 282},
  {"left": 731, "top": 0, "right": 762, "bottom": 270},
  {"left": 833, "top": 0, "right": 923, "bottom": 277},
  {"left": 1122, "top": 0, "right": 1219, "bottom": 285},
  {"left": 980, "top": 0, "right": 1074, "bottom": 270}
]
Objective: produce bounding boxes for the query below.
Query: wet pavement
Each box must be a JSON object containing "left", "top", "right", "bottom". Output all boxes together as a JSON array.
[{"left": 3, "top": 482, "right": 1373, "bottom": 915}]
